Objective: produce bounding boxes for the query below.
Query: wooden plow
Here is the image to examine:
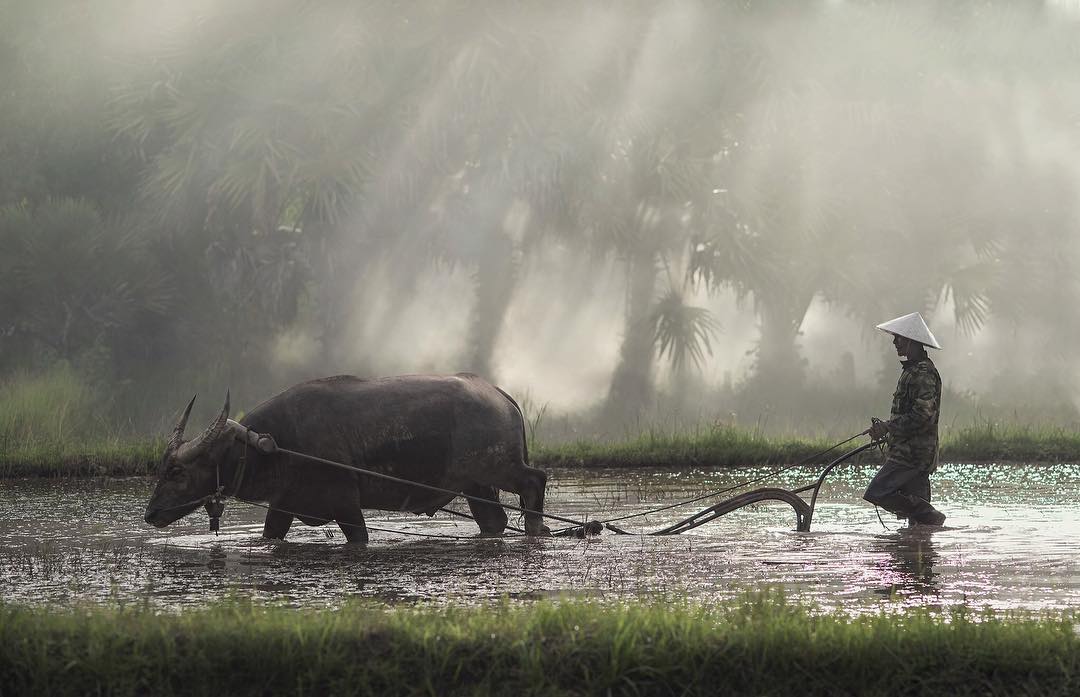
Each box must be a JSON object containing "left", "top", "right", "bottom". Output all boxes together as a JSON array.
[{"left": 604, "top": 441, "right": 879, "bottom": 535}]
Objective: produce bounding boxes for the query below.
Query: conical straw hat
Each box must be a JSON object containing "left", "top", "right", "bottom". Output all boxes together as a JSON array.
[{"left": 875, "top": 312, "right": 942, "bottom": 350}]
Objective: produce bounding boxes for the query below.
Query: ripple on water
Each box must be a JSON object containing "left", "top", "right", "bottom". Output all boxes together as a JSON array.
[{"left": 1, "top": 463, "right": 1079, "bottom": 612}]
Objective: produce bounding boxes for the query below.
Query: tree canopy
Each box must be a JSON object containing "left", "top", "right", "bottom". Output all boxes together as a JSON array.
[{"left": 2, "top": 0, "right": 1078, "bottom": 432}]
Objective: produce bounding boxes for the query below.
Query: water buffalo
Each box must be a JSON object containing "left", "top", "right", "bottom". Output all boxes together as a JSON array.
[{"left": 143, "top": 373, "right": 549, "bottom": 541}]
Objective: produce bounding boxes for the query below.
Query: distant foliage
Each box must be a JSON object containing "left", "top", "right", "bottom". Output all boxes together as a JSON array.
[
  {"left": 0, "top": 198, "right": 172, "bottom": 374},
  {"left": 1, "top": 1, "right": 1079, "bottom": 433},
  {"left": 651, "top": 289, "right": 721, "bottom": 373}
]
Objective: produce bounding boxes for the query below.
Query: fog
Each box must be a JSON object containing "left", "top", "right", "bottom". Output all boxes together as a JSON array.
[{"left": 2, "top": 0, "right": 1080, "bottom": 440}]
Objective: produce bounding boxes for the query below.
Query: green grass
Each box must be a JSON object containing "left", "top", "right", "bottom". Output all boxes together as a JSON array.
[
  {"left": 534, "top": 423, "right": 1080, "bottom": 469},
  {"left": 0, "top": 365, "right": 94, "bottom": 444},
  {"left": 1, "top": 594, "right": 1077, "bottom": 696},
  {"left": 534, "top": 426, "right": 843, "bottom": 468},
  {"left": 0, "top": 365, "right": 165, "bottom": 477},
  {"left": 5, "top": 424, "right": 1080, "bottom": 478},
  {"left": 939, "top": 422, "right": 1080, "bottom": 463},
  {"left": 0, "top": 437, "right": 164, "bottom": 478}
]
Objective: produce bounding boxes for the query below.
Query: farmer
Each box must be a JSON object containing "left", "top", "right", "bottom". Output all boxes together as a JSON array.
[{"left": 865, "top": 312, "right": 947, "bottom": 527}]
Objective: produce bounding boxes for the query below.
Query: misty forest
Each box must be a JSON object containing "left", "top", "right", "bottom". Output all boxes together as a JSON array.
[
  {"left": 4, "top": 0, "right": 1080, "bottom": 444},
  {"left": 9, "top": 3, "right": 1080, "bottom": 694}
]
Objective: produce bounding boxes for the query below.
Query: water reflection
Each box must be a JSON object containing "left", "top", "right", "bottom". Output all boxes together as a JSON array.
[
  {"left": 0, "top": 463, "right": 1079, "bottom": 612},
  {"left": 870, "top": 528, "right": 939, "bottom": 600},
  {"left": 207, "top": 545, "right": 227, "bottom": 571}
]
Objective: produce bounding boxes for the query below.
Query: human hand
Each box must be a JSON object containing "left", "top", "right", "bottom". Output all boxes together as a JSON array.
[{"left": 869, "top": 418, "right": 889, "bottom": 441}]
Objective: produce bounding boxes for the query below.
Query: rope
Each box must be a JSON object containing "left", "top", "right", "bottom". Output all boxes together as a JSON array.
[
  {"left": 875, "top": 505, "right": 894, "bottom": 531},
  {"left": 579, "top": 429, "right": 871, "bottom": 530},
  {"left": 603, "top": 440, "right": 878, "bottom": 537},
  {"left": 158, "top": 428, "right": 881, "bottom": 539},
  {"left": 156, "top": 435, "right": 583, "bottom": 536},
  {"left": 151, "top": 443, "right": 251, "bottom": 515},
  {"left": 275, "top": 445, "right": 592, "bottom": 530},
  {"left": 153, "top": 490, "right": 219, "bottom": 514},
  {"left": 438, "top": 506, "right": 528, "bottom": 535},
  {"left": 234, "top": 498, "right": 497, "bottom": 541}
]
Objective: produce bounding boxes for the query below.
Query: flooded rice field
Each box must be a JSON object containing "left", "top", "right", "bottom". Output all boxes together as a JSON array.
[{"left": 1, "top": 463, "right": 1078, "bottom": 613}]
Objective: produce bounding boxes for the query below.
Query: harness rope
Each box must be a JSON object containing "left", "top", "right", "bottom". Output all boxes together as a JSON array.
[
  {"left": 156, "top": 428, "right": 886, "bottom": 539},
  {"left": 604, "top": 439, "right": 881, "bottom": 536},
  {"left": 271, "top": 444, "right": 593, "bottom": 530},
  {"left": 235, "top": 498, "right": 502, "bottom": 541},
  {"left": 151, "top": 444, "right": 251, "bottom": 516},
  {"left": 438, "top": 506, "right": 527, "bottom": 535},
  {"left": 152, "top": 430, "right": 594, "bottom": 533},
  {"left": 151, "top": 458, "right": 517, "bottom": 541},
  {"left": 546, "top": 429, "right": 872, "bottom": 535}
]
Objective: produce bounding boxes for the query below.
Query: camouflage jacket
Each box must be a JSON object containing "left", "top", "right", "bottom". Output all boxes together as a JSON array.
[{"left": 886, "top": 357, "right": 941, "bottom": 472}]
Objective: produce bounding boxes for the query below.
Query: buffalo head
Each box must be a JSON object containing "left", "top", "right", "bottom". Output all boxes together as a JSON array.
[{"left": 144, "top": 392, "right": 235, "bottom": 527}]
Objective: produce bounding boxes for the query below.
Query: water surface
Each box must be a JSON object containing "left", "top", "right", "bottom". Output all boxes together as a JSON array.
[{"left": 1, "top": 463, "right": 1077, "bottom": 613}]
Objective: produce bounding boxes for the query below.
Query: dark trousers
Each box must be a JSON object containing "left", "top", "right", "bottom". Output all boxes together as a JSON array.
[{"left": 863, "top": 458, "right": 942, "bottom": 523}]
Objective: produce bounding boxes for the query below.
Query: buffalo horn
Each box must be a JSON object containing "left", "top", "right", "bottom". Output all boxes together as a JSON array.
[
  {"left": 167, "top": 395, "right": 198, "bottom": 454},
  {"left": 176, "top": 390, "right": 231, "bottom": 461}
]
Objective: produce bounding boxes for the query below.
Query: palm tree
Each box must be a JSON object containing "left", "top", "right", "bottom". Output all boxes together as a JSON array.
[
  {"left": 109, "top": 2, "right": 396, "bottom": 371},
  {"left": 111, "top": 2, "right": 603, "bottom": 381},
  {"left": 651, "top": 287, "right": 722, "bottom": 375},
  {"left": 381, "top": 3, "right": 595, "bottom": 379},
  {"left": 563, "top": 2, "right": 776, "bottom": 422}
]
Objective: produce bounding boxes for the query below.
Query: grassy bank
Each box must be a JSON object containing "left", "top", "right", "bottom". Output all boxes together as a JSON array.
[
  {"left": 535, "top": 423, "right": 1080, "bottom": 469},
  {"left": 4, "top": 424, "right": 1080, "bottom": 478},
  {"left": 1, "top": 595, "right": 1077, "bottom": 696},
  {"left": 941, "top": 423, "right": 1080, "bottom": 463},
  {"left": 0, "top": 366, "right": 165, "bottom": 478},
  {"left": 0, "top": 437, "right": 164, "bottom": 478},
  {"left": 535, "top": 427, "right": 844, "bottom": 469}
]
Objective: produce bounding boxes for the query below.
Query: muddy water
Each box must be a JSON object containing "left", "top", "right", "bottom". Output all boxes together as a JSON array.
[{"left": 1, "top": 463, "right": 1078, "bottom": 613}]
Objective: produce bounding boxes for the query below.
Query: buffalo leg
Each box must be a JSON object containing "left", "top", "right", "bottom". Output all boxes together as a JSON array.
[
  {"left": 464, "top": 484, "right": 508, "bottom": 536},
  {"left": 502, "top": 465, "right": 548, "bottom": 536},
  {"left": 338, "top": 509, "right": 369, "bottom": 545},
  {"left": 262, "top": 509, "right": 293, "bottom": 540}
]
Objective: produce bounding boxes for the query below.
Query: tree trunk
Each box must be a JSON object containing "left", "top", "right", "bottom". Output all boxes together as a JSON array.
[
  {"left": 466, "top": 232, "right": 518, "bottom": 379},
  {"left": 745, "top": 291, "right": 815, "bottom": 402},
  {"left": 755, "top": 303, "right": 805, "bottom": 387},
  {"left": 603, "top": 247, "right": 658, "bottom": 424},
  {"left": 305, "top": 217, "right": 352, "bottom": 369}
]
